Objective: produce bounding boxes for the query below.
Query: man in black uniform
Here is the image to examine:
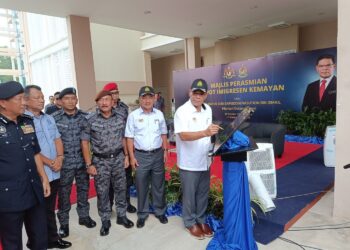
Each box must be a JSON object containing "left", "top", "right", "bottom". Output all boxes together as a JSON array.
[
  {"left": 103, "top": 82, "right": 136, "bottom": 213},
  {"left": 0, "top": 81, "right": 50, "bottom": 250}
]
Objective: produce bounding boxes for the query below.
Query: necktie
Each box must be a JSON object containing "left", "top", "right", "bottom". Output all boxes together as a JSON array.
[{"left": 319, "top": 79, "right": 326, "bottom": 101}]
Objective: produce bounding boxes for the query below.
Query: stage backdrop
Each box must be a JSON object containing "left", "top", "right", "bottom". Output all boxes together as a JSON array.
[{"left": 173, "top": 47, "right": 337, "bottom": 122}]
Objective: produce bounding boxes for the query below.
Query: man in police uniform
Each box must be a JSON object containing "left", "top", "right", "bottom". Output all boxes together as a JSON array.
[
  {"left": 0, "top": 81, "right": 50, "bottom": 250},
  {"left": 52, "top": 87, "right": 96, "bottom": 238},
  {"left": 103, "top": 82, "right": 136, "bottom": 213},
  {"left": 24, "top": 85, "right": 72, "bottom": 249},
  {"left": 174, "top": 79, "right": 219, "bottom": 239},
  {"left": 125, "top": 86, "right": 168, "bottom": 228},
  {"left": 82, "top": 90, "right": 134, "bottom": 236}
]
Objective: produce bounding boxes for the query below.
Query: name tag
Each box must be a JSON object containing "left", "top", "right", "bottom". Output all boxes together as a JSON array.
[
  {"left": 21, "top": 124, "right": 35, "bottom": 134},
  {"left": 138, "top": 119, "right": 144, "bottom": 123},
  {"left": 154, "top": 119, "right": 159, "bottom": 124}
]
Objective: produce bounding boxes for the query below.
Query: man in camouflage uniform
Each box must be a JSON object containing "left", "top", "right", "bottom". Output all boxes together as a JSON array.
[
  {"left": 103, "top": 82, "right": 136, "bottom": 213},
  {"left": 81, "top": 90, "right": 134, "bottom": 236},
  {"left": 52, "top": 88, "right": 96, "bottom": 238}
]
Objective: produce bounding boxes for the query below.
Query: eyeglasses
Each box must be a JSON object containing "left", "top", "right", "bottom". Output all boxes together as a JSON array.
[{"left": 317, "top": 64, "right": 334, "bottom": 69}]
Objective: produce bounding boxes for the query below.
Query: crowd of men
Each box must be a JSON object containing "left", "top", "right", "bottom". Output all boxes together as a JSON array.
[{"left": 0, "top": 78, "right": 218, "bottom": 249}]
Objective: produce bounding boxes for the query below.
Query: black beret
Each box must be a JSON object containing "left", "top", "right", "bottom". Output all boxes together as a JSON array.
[
  {"left": 0, "top": 81, "right": 24, "bottom": 100},
  {"left": 59, "top": 87, "right": 77, "bottom": 99}
]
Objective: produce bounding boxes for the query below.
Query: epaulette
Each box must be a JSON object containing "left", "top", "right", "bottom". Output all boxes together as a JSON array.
[
  {"left": 85, "top": 111, "right": 96, "bottom": 120},
  {"left": 21, "top": 114, "right": 34, "bottom": 120},
  {"left": 0, "top": 116, "right": 7, "bottom": 124},
  {"left": 79, "top": 109, "right": 88, "bottom": 116},
  {"left": 119, "top": 101, "right": 129, "bottom": 109},
  {"left": 51, "top": 109, "right": 64, "bottom": 118}
]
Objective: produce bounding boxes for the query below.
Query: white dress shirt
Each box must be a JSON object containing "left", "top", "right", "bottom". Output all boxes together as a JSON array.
[{"left": 125, "top": 107, "right": 167, "bottom": 150}]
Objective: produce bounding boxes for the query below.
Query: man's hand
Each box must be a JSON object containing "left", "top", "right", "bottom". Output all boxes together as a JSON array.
[
  {"left": 204, "top": 124, "right": 220, "bottom": 137},
  {"left": 130, "top": 157, "right": 139, "bottom": 169},
  {"left": 124, "top": 156, "right": 130, "bottom": 169},
  {"left": 87, "top": 165, "right": 97, "bottom": 176},
  {"left": 51, "top": 157, "right": 63, "bottom": 172},
  {"left": 42, "top": 177, "right": 51, "bottom": 197},
  {"left": 163, "top": 150, "right": 168, "bottom": 163}
]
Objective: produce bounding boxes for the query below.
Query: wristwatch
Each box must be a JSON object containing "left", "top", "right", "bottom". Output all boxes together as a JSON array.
[{"left": 86, "top": 163, "right": 93, "bottom": 168}]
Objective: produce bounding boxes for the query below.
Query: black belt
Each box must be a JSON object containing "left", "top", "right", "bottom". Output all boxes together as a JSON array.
[
  {"left": 93, "top": 149, "right": 122, "bottom": 159},
  {"left": 135, "top": 147, "right": 162, "bottom": 154}
]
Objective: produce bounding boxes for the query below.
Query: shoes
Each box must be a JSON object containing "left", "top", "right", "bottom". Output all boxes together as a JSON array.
[
  {"left": 136, "top": 218, "right": 146, "bottom": 228},
  {"left": 155, "top": 214, "right": 168, "bottom": 224},
  {"left": 198, "top": 223, "right": 213, "bottom": 237},
  {"left": 58, "top": 225, "right": 69, "bottom": 238},
  {"left": 100, "top": 220, "right": 111, "bottom": 236},
  {"left": 79, "top": 216, "right": 97, "bottom": 228},
  {"left": 127, "top": 203, "right": 137, "bottom": 213},
  {"left": 116, "top": 216, "right": 134, "bottom": 228},
  {"left": 48, "top": 238, "right": 72, "bottom": 249},
  {"left": 186, "top": 224, "right": 204, "bottom": 240}
]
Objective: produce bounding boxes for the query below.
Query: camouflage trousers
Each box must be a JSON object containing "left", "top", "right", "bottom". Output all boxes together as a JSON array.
[
  {"left": 57, "top": 167, "right": 90, "bottom": 226},
  {"left": 93, "top": 156, "right": 127, "bottom": 222}
]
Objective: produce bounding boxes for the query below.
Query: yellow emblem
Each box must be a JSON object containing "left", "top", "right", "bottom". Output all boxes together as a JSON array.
[
  {"left": 238, "top": 65, "right": 248, "bottom": 78},
  {"left": 223, "top": 67, "right": 235, "bottom": 79},
  {"left": 145, "top": 87, "right": 150, "bottom": 92},
  {"left": 197, "top": 81, "right": 203, "bottom": 87}
]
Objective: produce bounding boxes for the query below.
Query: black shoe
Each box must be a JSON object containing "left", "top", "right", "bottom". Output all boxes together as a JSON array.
[
  {"left": 127, "top": 203, "right": 137, "bottom": 213},
  {"left": 155, "top": 214, "right": 168, "bottom": 224},
  {"left": 136, "top": 218, "right": 146, "bottom": 228},
  {"left": 79, "top": 216, "right": 97, "bottom": 228},
  {"left": 100, "top": 220, "right": 111, "bottom": 236},
  {"left": 58, "top": 225, "right": 69, "bottom": 238},
  {"left": 116, "top": 216, "right": 134, "bottom": 228},
  {"left": 48, "top": 238, "right": 72, "bottom": 249}
]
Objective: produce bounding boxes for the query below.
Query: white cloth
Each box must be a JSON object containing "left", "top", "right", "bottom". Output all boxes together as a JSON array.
[
  {"left": 174, "top": 100, "right": 212, "bottom": 171},
  {"left": 125, "top": 107, "right": 167, "bottom": 150}
]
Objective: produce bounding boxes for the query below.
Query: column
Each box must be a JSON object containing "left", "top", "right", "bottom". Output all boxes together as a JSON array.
[
  {"left": 184, "top": 37, "right": 201, "bottom": 69},
  {"left": 334, "top": 0, "right": 350, "bottom": 219},
  {"left": 66, "top": 15, "right": 96, "bottom": 111}
]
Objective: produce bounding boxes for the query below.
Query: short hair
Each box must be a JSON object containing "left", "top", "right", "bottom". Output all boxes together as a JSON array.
[
  {"left": 54, "top": 91, "right": 60, "bottom": 96},
  {"left": 316, "top": 54, "right": 335, "bottom": 65},
  {"left": 24, "top": 85, "right": 42, "bottom": 97}
]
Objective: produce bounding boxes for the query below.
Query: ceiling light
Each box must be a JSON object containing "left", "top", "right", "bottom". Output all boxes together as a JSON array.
[{"left": 268, "top": 21, "right": 291, "bottom": 29}]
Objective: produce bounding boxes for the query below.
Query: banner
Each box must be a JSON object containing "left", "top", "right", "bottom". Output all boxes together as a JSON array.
[{"left": 173, "top": 47, "right": 337, "bottom": 122}]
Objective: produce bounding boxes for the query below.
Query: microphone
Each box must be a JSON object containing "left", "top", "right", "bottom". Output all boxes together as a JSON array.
[{"left": 343, "top": 164, "right": 350, "bottom": 169}]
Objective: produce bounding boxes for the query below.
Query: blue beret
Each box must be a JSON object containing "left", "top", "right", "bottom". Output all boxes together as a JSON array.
[
  {"left": 0, "top": 81, "right": 24, "bottom": 100},
  {"left": 59, "top": 87, "right": 77, "bottom": 99}
]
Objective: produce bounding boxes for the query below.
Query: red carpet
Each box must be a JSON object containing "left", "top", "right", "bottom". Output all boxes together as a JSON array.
[{"left": 0, "top": 142, "right": 321, "bottom": 250}]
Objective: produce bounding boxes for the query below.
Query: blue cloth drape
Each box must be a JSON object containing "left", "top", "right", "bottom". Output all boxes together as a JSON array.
[{"left": 207, "top": 162, "right": 258, "bottom": 250}]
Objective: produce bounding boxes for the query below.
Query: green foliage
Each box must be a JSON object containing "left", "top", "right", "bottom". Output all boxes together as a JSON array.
[
  {"left": 165, "top": 166, "right": 266, "bottom": 220},
  {"left": 277, "top": 109, "right": 336, "bottom": 137},
  {"left": 165, "top": 165, "right": 182, "bottom": 204}
]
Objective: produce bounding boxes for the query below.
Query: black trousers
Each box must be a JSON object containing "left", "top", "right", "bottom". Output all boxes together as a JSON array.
[
  {"left": 46, "top": 179, "right": 60, "bottom": 243},
  {"left": 0, "top": 202, "right": 47, "bottom": 250},
  {"left": 109, "top": 166, "right": 133, "bottom": 206}
]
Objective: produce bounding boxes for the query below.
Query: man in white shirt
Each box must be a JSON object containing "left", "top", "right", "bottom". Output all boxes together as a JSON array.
[
  {"left": 174, "top": 79, "right": 220, "bottom": 240},
  {"left": 125, "top": 86, "right": 168, "bottom": 228}
]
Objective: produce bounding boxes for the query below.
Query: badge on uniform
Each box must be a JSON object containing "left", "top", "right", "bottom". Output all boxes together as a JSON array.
[
  {"left": 21, "top": 124, "right": 35, "bottom": 134},
  {"left": 0, "top": 125, "right": 6, "bottom": 134},
  {"left": 154, "top": 119, "right": 159, "bottom": 124},
  {"left": 192, "top": 117, "right": 197, "bottom": 122},
  {"left": 138, "top": 119, "right": 144, "bottom": 123}
]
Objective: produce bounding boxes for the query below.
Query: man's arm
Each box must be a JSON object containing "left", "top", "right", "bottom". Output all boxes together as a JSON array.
[
  {"left": 126, "top": 137, "right": 138, "bottom": 168},
  {"left": 34, "top": 154, "right": 51, "bottom": 197},
  {"left": 178, "top": 124, "right": 220, "bottom": 141},
  {"left": 122, "top": 137, "right": 130, "bottom": 168},
  {"left": 81, "top": 140, "right": 97, "bottom": 176}
]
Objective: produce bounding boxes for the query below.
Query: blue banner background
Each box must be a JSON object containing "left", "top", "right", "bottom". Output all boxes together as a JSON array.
[{"left": 173, "top": 47, "right": 337, "bottom": 122}]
